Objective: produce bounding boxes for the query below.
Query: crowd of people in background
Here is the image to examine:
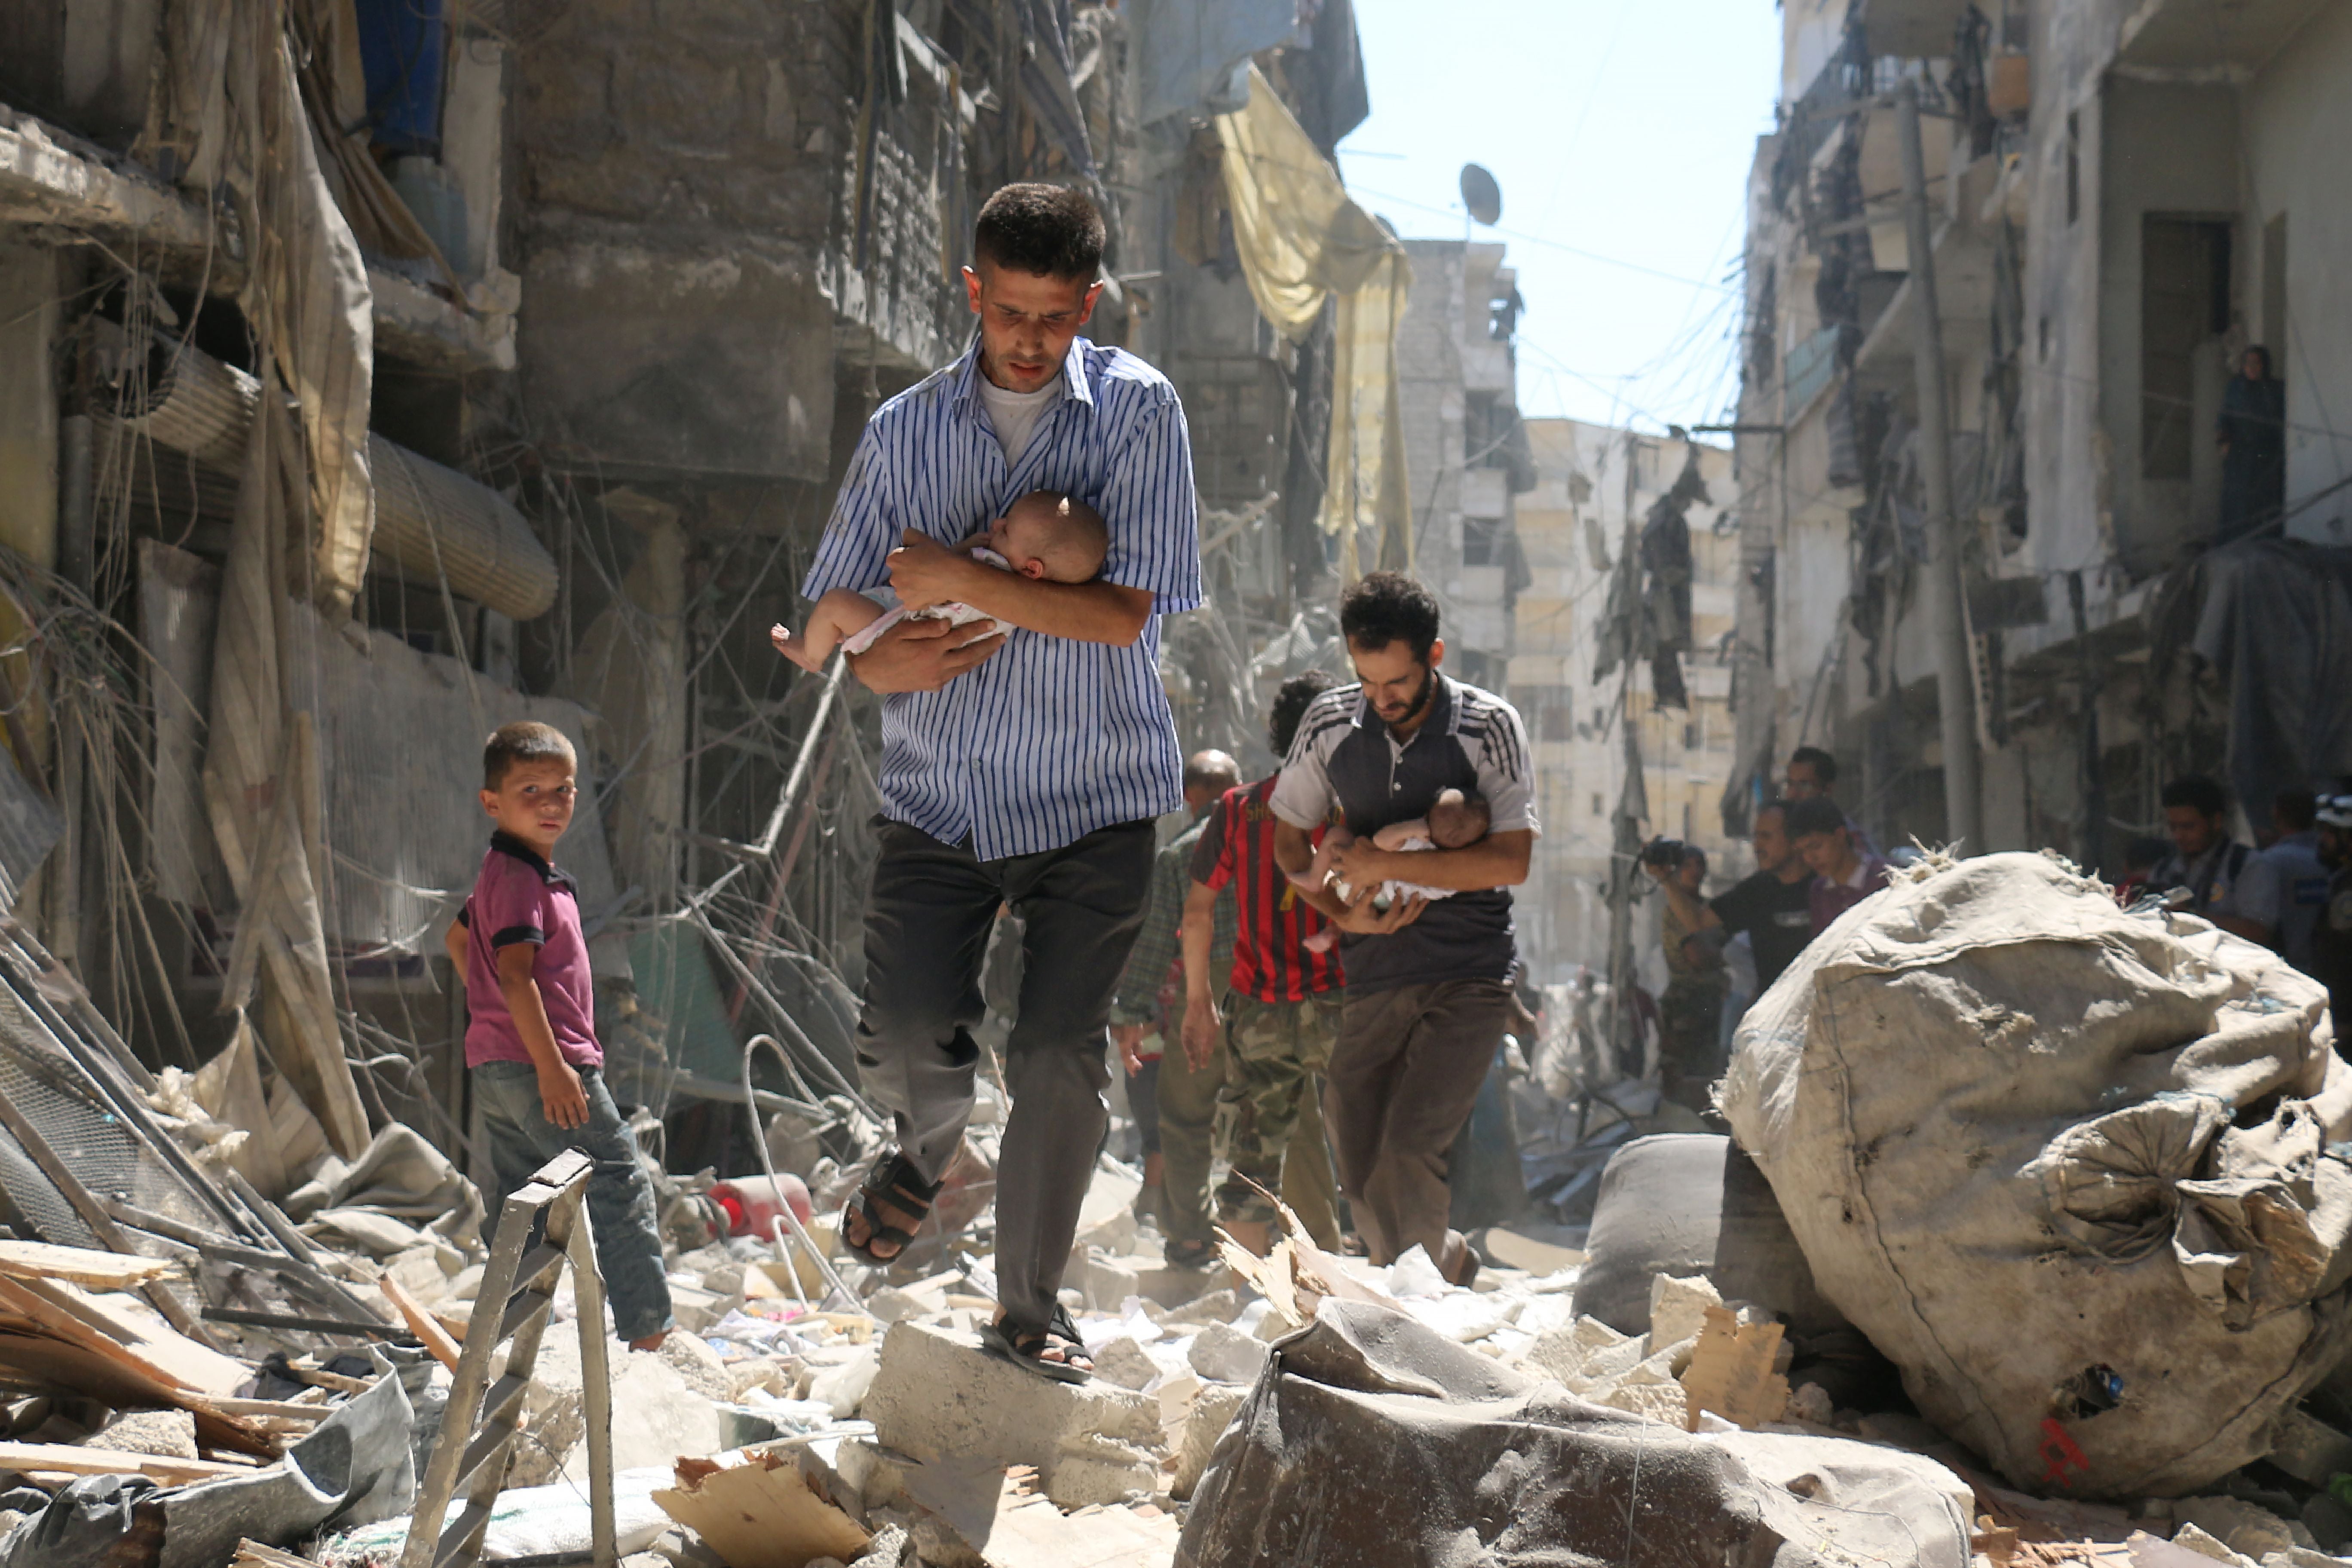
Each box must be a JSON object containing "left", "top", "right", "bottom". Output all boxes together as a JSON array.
[{"left": 1638, "top": 747, "right": 2352, "bottom": 1120}]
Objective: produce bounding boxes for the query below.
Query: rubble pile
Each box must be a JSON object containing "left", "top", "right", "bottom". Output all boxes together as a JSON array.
[{"left": 21, "top": 857, "right": 2352, "bottom": 1568}]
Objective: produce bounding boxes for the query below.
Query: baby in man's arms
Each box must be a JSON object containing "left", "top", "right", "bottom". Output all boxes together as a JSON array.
[
  {"left": 771, "top": 490, "right": 1108, "bottom": 672},
  {"left": 1290, "top": 788, "right": 1491, "bottom": 952}
]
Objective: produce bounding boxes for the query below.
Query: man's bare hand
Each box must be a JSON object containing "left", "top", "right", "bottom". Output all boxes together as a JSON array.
[
  {"left": 846, "top": 613, "right": 1004, "bottom": 694},
  {"left": 1332, "top": 894, "right": 1426, "bottom": 936},
  {"left": 1181, "top": 992, "right": 1221, "bottom": 1072},
  {"left": 888, "top": 530, "right": 982, "bottom": 612},
  {"left": 1112, "top": 1023, "right": 1147, "bottom": 1076}
]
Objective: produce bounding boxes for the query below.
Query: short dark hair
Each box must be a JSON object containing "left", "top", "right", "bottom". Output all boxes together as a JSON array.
[
  {"left": 1269, "top": 671, "right": 1339, "bottom": 758},
  {"left": 2275, "top": 788, "right": 2318, "bottom": 833},
  {"left": 1340, "top": 572, "right": 1442, "bottom": 662},
  {"left": 2162, "top": 774, "right": 2228, "bottom": 818},
  {"left": 973, "top": 184, "right": 1105, "bottom": 282},
  {"left": 1789, "top": 746, "right": 1837, "bottom": 786},
  {"left": 484, "top": 721, "right": 575, "bottom": 790},
  {"left": 1755, "top": 797, "right": 1791, "bottom": 825},
  {"left": 1785, "top": 796, "right": 1847, "bottom": 839}
]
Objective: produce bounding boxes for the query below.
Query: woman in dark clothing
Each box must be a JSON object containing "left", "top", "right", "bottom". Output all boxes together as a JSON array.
[{"left": 2218, "top": 345, "right": 2287, "bottom": 544}]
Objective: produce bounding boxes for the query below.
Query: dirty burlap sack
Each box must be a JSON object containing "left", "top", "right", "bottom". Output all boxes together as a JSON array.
[{"left": 1719, "top": 851, "right": 2352, "bottom": 1498}]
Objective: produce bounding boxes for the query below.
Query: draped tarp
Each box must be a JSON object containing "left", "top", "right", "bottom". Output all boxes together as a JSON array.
[
  {"left": 148, "top": 0, "right": 379, "bottom": 619},
  {"left": 202, "top": 383, "right": 371, "bottom": 1161},
  {"left": 1213, "top": 66, "right": 1412, "bottom": 579}
]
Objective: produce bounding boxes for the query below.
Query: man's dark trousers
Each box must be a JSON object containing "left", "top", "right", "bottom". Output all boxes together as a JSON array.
[{"left": 856, "top": 816, "right": 1155, "bottom": 1329}]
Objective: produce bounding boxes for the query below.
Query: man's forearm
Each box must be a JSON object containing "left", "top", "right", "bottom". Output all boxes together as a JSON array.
[
  {"left": 953, "top": 571, "right": 1153, "bottom": 645},
  {"left": 1346, "top": 831, "right": 1535, "bottom": 893},
  {"left": 1658, "top": 876, "right": 1719, "bottom": 933}
]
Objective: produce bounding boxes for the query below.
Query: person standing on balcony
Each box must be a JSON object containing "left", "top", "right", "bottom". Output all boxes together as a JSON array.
[{"left": 2218, "top": 345, "right": 2288, "bottom": 544}]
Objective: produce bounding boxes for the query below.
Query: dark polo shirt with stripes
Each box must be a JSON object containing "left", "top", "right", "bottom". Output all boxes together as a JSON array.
[{"left": 1269, "top": 675, "right": 1539, "bottom": 995}]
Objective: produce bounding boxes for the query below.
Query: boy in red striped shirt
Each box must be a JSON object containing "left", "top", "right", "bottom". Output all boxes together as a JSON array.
[{"left": 1179, "top": 673, "right": 1347, "bottom": 1258}]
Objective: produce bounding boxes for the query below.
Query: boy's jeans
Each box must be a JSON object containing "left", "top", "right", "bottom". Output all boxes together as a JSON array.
[{"left": 471, "top": 1061, "right": 673, "bottom": 1342}]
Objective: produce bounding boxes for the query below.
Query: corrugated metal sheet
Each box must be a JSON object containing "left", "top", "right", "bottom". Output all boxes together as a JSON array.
[
  {"left": 0, "top": 746, "right": 63, "bottom": 918},
  {"left": 141, "top": 541, "right": 619, "bottom": 949}
]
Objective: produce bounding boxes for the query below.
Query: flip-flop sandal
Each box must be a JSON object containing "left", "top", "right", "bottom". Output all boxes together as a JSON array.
[
  {"left": 839, "top": 1150, "right": 944, "bottom": 1266},
  {"left": 980, "top": 1305, "right": 1094, "bottom": 1385}
]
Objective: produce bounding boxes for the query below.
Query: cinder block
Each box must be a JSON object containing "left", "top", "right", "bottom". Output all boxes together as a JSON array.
[{"left": 863, "top": 1321, "right": 1160, "bottom": 1472}]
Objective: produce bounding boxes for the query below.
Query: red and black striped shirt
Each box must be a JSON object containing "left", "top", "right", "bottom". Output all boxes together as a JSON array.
[{"left": 1188, "top": 777, "right": 1343, "bottom": 1002}]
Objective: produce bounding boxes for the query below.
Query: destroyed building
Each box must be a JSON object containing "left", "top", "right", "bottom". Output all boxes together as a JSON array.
[{"left": 1730, "top": 0, "right": 2352, "bottom": 857}]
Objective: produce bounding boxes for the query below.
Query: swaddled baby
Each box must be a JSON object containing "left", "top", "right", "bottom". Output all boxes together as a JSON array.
[
  {"left": 771, "top": 490, "right": 1107, "bottom": 671},
  {"left": 1290, "top": 788, "right": 1491, "bottom": 952}
]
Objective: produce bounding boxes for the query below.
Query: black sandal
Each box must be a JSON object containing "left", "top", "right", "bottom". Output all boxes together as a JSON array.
[
  {"left": 840, "top": 1151, "right": 944, "bottom": 1266},
  {"left": 980, "top": 1305, "right": 1094, "bottom": 1384},
  {"left": 1164, "top": 1236, "right": 1219, "bottom": 1270}
]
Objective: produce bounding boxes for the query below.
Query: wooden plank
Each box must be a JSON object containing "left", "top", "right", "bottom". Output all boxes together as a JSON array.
[
  {"left": 0, "top": 1238, "right": 178, "bottom": 1289},
  {"left": 0, "top": 1079, "right": 223, "bottom": 1347},
  {"left": 0, "top": 1439, "right": 246, "bottom": 1483},
  {"left": 0, "top": 1275, "right": 250, "bottom": 1394},
  {"left": 380, "top": 1276, "right": 462, "bottom": 1373},
  {"left": 0, "top": 1332, "right": 274, "bottom": 1457}
]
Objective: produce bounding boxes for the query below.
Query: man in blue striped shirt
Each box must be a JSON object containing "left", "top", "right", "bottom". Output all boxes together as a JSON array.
[{"left": 799, "top": 184, "right": 1200, "bottom": 1382}]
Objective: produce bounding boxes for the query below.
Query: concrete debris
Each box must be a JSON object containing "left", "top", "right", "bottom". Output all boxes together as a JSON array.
[
  {"left": 1172, "top": 1385, "right": 1247, "bottom": 1501},
  {"left": 864, "top": 1322, "right": 1161, "bottom": 1474},
  {"left": 1183, "top": 1323, "right": 1266, "bottom": 1387},
  {"left": 84, "top": 1409, "right": 199, "bottom": 1461}
]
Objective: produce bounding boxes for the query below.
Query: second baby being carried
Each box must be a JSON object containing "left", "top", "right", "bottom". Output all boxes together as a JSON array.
[{"left": 771, "top": 490, "right": 1108, "bottom": 672}]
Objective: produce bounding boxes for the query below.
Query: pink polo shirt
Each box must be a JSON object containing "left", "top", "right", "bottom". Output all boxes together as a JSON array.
[{"left": 460, "top": 832, "right": 602, "bottom": 1070}]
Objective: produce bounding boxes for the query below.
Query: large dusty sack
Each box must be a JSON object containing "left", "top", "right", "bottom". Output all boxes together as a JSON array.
[
  {"left": 1576, "top": 1133, "right": 1841, "bottom": 1337},
  {"left": 1720, "top": 851, "right": 2352, "bottom": 1498}
]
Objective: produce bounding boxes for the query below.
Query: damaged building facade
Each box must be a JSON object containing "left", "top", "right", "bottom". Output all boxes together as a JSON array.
[
  {"left": 1732, "top": 0, "right": 2352, "bottom": 858},
  {"left": 0, "top": 0, "right": 1386, "bottom": 1196}
]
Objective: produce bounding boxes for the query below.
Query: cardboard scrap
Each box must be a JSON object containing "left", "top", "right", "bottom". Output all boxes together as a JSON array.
[
  {"left": 1678, "top": 1304, "right": 1788, "bottom": 1432},
  {"left": 652, "top": 1447, "right": 870, "bottom": 1568}
]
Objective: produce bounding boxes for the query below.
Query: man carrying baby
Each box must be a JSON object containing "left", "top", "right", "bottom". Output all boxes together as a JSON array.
[
  {"left": 796, "top": 183, "right": 1200, "bottom": 1382},
  {"left": 1271, "top": 572, "right": 1538, "bottom": 1286}
]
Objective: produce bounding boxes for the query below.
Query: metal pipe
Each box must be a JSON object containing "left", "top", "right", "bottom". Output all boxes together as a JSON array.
[
  {"left": 102, "top": 337, "right": 558, "bottom": 620},
  {"left": 1896, "top": 80, "right": 1983, "bottom": 852}
]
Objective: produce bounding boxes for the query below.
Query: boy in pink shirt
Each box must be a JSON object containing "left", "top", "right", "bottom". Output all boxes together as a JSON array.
[{"left": 445, "top": 722, "right": 671, "bottom": 1350}]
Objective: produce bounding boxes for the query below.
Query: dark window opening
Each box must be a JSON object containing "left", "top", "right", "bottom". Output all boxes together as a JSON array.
[{"left": 2140, "top": 215, "right": 2232, "bottom": 481}]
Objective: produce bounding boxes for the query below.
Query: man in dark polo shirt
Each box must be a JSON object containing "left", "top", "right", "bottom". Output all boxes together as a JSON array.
[
  {"left": 1270, "top": 573, "right": 1537, "bottom": 1286},
  {"left": 1648, "top": 798, "right": 1815, "bottom": 997}
]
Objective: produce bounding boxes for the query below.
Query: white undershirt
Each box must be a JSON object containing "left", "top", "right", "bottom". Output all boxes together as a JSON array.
[{"left": 975, "top": 371, "right": 1063, "bottom": 468}]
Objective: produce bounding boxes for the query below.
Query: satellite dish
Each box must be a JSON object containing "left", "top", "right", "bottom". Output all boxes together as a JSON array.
[{"left": 1459, "top": 163, "right": 1502, "bottom": 227}]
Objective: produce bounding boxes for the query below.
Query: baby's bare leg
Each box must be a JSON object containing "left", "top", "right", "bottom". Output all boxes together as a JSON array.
[
  {"left": 771, "top": 589, "right": 885, "bottom": 673},
  {"left": 1372, "top": 818, "right": 1431, "bottom": 851}
]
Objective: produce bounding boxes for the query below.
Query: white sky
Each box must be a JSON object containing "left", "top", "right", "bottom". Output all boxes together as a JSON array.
[{"left": 1338, "top": 0, "right": 1785, "bottom": 435}]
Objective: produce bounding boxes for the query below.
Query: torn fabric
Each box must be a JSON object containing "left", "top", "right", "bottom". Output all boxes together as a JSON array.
[
  {"left": 1214, "top": 65, "right": 1411, "bottom": 576},
  {"left": 199, "top": 381, "right": 371, "bottom": 1162}
]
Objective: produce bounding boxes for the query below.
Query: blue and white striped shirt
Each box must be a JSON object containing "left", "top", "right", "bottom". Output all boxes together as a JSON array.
[{"left": 801, "top": 333, "right": 1202, "bottom": 861}]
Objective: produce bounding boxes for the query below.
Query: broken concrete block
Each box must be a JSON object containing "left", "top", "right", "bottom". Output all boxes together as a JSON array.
[
  {"left": 864, "top": 1286, "right": 943, "bottom": 1325},
  {"left": 863, "top": 1322, "right": 1161, "bottom": 1474},
  {"left": 558, "top": 1341, "right": 723, "bottom": 1483},
  {"left": 2175, "top": 1524, "right": 2261, "bottom": 1568},
  {"left": 653, "top": 1447, "right": 869, "bottom": 1568},
  {"left": 2177, "top": 1499, "right": 2311, "bottom": 1560},
  {"left": 86, "top": 1408, "right": 198, "bottom": 1459},
  {"left": 1677, "top": 1304, "right": 1789, "bottom": 1432},
  {"left": 1599, "top": 1380, "right": 1689, "bottom": 1426},
  {"left": 1187, "top": 1322, "right": 1268, "bottom": 1387},
  {"left": 1648, "top": 1273, "right": 1721, "bottom": 1351},
  {"left": 1174, "top": 1384, "right": 1248, "bottom": 1501},
  {"left": 660, "top": 1329, "right": 734, "bottom": 1402},
  {"left": 1078, "top": 1249, "right": 1142, "bottom": 1312},
  {"left": 1522, "top": 1315, "right": 1631, "bottom": 1387},
  {"left": 1786, "top": 1381, "right": 1836, "bottom": 1426},
  {"left": 1089, "top": 1336, "right": 1161, "bottom": 1392},
  {"left": 1043, "top": 1431, "right": 1159, "bottom": 1509},
  {"left": 1162, "top": 1289, "right": 1240, "bottom": 1328}
]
